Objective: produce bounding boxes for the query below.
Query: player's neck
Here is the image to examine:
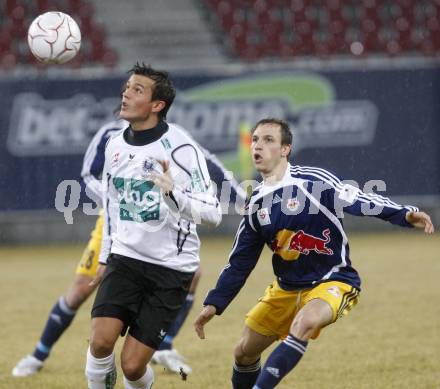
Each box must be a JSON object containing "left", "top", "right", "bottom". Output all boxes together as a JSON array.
[
  {"left": 130, "top": 115, "right": 159, "bottom": 131},
  {"left": 262, "top": 159, "right": 288, "bottom": 185},
  {"left": 124, "top": 121, "right": 168, "bottom": 146}
]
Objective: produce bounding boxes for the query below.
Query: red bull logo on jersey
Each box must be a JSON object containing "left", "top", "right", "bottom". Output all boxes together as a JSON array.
[
  {"left": 289, "top": 228, "right": 333, "bottom": 255},
  {"left": 272, "top": 228, "right": 333, "bottom": 261}
]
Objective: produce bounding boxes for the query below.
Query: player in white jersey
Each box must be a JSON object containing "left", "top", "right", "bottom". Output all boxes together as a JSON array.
[
  {"left": 12, "top": 106, "right": 245, "bottom": 379},
  {"left": 12, "top": 108, "right": 245, "bottom": 379},
  {"left": 84, "top": 63, "right": 221, "bottom": 389}
]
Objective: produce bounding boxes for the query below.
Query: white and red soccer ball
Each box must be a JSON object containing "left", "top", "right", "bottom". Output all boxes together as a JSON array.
[{"left": 27, "top": 11, "right": 81, "bottom": 64}]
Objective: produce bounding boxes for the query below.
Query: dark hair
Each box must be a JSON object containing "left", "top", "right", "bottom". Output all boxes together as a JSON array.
[
  {"left": 251, "top": 118, "right": 293, "bottom": 158},
  {"left": 128, "top": 62, "right": 176, "bottom": 120}
]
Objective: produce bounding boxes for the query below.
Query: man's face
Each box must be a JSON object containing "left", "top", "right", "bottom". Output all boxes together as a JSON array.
[
  {"left": 251, "top": 123, "right": 288, "bottom": 176},
  {"left": 119, "top": 74, "right": 156, "bottom": 123}
]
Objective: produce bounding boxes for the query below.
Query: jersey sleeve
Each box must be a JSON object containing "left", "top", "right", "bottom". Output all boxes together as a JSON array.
[
  {"left": 81, "top": 125, "right": 116, "bottom": 206},
  {"left": 335, "top": 183, "right": 417, "bottom": 226},
  {"left": 203, "top": 212, "right": 264, "bottom": 315},
  {"left": 306, "top": 166, "right": 418, "bottom": 227},
  {"left": 163, "top": 142, "right": 222, "bottom": 227}
]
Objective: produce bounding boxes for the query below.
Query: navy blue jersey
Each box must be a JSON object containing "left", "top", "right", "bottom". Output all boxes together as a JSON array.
[
  {"left": 81, "top": 119, "right": 125, "bottom": 205},
  {"left": 204, "top": 164, "right": 418, "bottom": 315}
]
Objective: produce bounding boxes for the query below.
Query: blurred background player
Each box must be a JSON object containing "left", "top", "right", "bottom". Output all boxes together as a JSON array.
[
  {"left": 194, "top": 118, "right": 434, "bottom": 389},
  {"left": 12, "top": 112, "right": 246, "bottom": 378}
]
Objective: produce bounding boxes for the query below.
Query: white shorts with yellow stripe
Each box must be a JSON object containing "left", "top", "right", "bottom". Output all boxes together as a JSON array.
[
  {"left": 245, "top": 279, "right": 359, "bottom": 340},
  {"left": 75, "top": 213, "right": 103, "bottom": 277}
]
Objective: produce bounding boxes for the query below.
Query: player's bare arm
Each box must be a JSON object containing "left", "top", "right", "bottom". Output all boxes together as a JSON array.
[
  {"left": 194, "top": 305, "right": 217, "bottom": 339},
  {"left": 405, "top": 211, "right": 435, "bottom": 234}
]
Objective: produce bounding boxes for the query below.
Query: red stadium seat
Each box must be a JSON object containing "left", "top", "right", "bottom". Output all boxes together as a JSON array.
[
  {"left": 201, "top": 1, "right": 440, "bottom": 61},
  {"left": 0, "top": 48, "right": 18, "bottom": 70}
]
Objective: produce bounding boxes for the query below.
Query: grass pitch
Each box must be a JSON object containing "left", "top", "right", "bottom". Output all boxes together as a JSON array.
[{"left": 0, "top": 231, "right": 439, "bottom": 388}]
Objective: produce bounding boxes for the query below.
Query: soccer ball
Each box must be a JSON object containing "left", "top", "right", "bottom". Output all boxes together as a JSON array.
[{"left": 27, "top": 11, "right": 81, "bottom": 64}]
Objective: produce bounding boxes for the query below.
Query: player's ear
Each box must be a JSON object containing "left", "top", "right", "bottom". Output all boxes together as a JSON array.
[
  {"left": 281, "top": 144, "right": 291, "bottom": 158},
  {"left": 152, "top": 100, "right": 166, "bottom": 114}
]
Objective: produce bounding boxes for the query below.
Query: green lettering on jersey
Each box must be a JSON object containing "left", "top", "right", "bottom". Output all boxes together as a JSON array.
[
  {"left": 191, "top": 168, "right": 205, "bottom": 193},
  {"left": 161, "top": 138, "right": 171, "bottom": 149},
  {"left": 113, "top": 177, "right": 160, "bottom": 222}
]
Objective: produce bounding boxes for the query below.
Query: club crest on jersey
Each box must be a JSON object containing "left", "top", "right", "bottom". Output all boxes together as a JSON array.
[
  {"left": 257, "top": 207, "right": 271, "bottom": 225},
  {"left": 286, "top": 197, "right": 300, "bottom": 211},
  {"left": 142, "top": 157, "right": 156, "bottom": 176}
]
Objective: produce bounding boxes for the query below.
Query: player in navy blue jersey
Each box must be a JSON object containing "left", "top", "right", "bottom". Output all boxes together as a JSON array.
[{"left": 194, "top": 118, "right": 434, "bottom": 389}]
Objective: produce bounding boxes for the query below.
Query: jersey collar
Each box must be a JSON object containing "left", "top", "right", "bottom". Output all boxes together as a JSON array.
[{"left": 123, "top": 120, "right": 169, "bottom": 146}]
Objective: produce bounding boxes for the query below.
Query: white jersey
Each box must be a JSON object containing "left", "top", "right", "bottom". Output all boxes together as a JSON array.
[
  {"left": 100, "top": 122, "right": 222, "bottom": 273},
  {"left": 81, "top": 119, "right": 247, "bottom": 208}
]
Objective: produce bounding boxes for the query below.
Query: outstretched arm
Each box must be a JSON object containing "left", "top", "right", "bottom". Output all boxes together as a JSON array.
[
  {"left": 405, "top": 211, "right": 435, "bottom": 234},
  {"left": 193, "top": 212, "right": 264, "bottom": 339},
  {"left": 194, "top": 305, "right": 217, "bottom": 339},
  {"left": 204, "top": 214, "right": 264, "bottom": 306}
]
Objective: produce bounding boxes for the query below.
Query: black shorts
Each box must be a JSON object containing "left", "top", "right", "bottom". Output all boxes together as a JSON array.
[{"left": 92, "top": 254, "right": 194, "bottom": 349}]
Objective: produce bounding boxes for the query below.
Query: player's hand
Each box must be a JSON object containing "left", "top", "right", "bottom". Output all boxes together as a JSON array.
[
  {"left": 149, "top": 160, "right": 174, "bottom": 194},
  {"left": 89, "top": 264, "right": 106, "bottom": 287},
  {"left": 194, "top": 305, "right": 217, "bottom": 339},
  {"left": 405, "top": 211, "right": 435, "bottom": 234}
]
